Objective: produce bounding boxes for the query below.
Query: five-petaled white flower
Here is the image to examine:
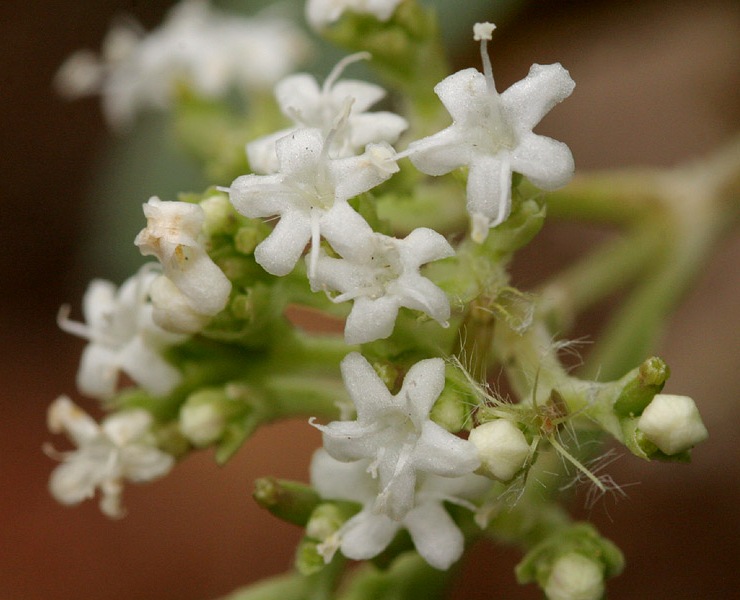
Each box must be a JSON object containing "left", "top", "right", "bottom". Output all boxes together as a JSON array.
[
  {"left": 55, "top": 0, "right": 311, "bottom": 128},
  {"left": 306, "top": 0, "right": 404, "bottom": 30},
  {"left": 247, "top": 52, "right": 408, "bottom": 174},
  {"left": 312, "top": 352, "right": 480, "bottom": 520},
  {"left": 46, "top": 396, "right": 174, "bottom": 518},
  {"left": 311, "top": 449, "right": 490, "bottom": 570},
  {"left": 406, "top": 22, "right": 575, "bottom": 242},
  {"left": 309, "top": 216, "right": 454, "bottom": 344},
  {"left": 57, "top": 269, "right": 185, "bottom": 400},
  {"left": 135, "top": 197, "right": 232, "bottom": 334},
  {"left": 230, "top": 128, "right": 399, "bottom": 277}
]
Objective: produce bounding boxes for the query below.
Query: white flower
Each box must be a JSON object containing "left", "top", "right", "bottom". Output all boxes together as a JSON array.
[
  {"left": 312, "top": 353, "right": 480, "bottom": 520},
  {"left": 230, "top": 128, "right": 399, "bottom": 277},
  {"left": 469, "top": 419, "right": 530, "bottom": 481},
  {"left": 311, "top": 449, "right": 490, "bottom": 570},
  {"left": 135, "top": 197, "right": 232, "bottom": 333},
  {"left": 55, "top": 0, "right": 311, "bottom": 128},
  {"left": 637, "top": 394, "right": 708, "bottom": 455},
  {"left": 46, "top": 396, "right": 174, "bottom": 518},
  {"left": 306, "top": 0, "right": 404, "bottom": 30},
  {"left": 544, "top": 553, "right": 605, "bottom": 600},
  {"left": 406, "top": 23, "right": 575, "bottom": 242},
  {"left": 57, "top": 269, "right": 185, "bottom": 400},
  {"left": 309, "top": 216, "right": 453, "bottom": 344},
  {"left": 247, "top": 52, "right": 407, "bottom": 174}
]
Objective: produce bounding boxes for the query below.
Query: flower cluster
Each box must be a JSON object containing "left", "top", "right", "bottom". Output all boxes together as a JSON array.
[
  {"left": 48, "top": 2, "right": 713, "bottom": 597},
  {"left": 55, "top": 0, "right": 311, "bottom": 127}
]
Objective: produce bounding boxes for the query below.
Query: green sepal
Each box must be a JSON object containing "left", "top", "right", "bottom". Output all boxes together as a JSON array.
[
  {"left": 253, "top": 477, "right": 321, "bottom": 527},
  {"left": 515, "top": 522, "right": 624, "bottom": 586},
  {"left": 613, "top": 356, "right": 670, "bottom": 417}
]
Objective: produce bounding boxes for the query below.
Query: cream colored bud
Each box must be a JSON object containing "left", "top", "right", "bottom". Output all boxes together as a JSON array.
[
  {"left": 544, "top": 552, "right": 604, "bottom": 600},
  {"left": 637, "top": 394, "right": 708, "bottom": 455},
  {"left": 469, "top": 419, "right": 530, "bottom": 481},
  {"left": 179, "top": 402, "right": 225, "bottom": 447}
]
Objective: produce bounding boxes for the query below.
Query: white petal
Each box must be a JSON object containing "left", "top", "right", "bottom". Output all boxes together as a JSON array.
[
  {"left": 509, "top": 132, "right": 574, "bottom": 190},
  {"left": 413, "top": 422, "right": 480, "bottom": 477},
  {"left": 275, "top": 73, "right": 321, "bottom": 117},
  {"left": 407, "top": 125, "right": 470, "bottom": 176},
  {"left": 246, "top": 129, "right": 291, "bottom": 175},
  {"left": 331, "top": 145, "right": 398, "bottom": 202},
  {"left": 348, "top": 112, "right": 408, "bottom": 148},
  {"left": 340, "top": 511, "right": 399, "bottom": 560},
  {"left": 392, "top": 274, "right": 450, "bottom": 324},
  {"left": 120, "top": 445, "right": 174, "bottom": 481},
  {"left": 340, "top": 352, "right": 393, "bottom": 421},
  {"left": 165, "top": 251, "right": 231, "bottom": 316},
  {"left": 117, "top": 336, "right": 181, "bottom": 396},
  {"left": 254, "top": 210, "right": 311, "bottom": 276},
  {"left": 401, "top": 228, "right": 454, "bottom": 265},
  {"left": 47, "top": 396, "right": 100, "bottom": 445},
  {"left": 331, "top": 80, "right": 385, "bottom": 113},
  {"left": 344, "top": 296, "right": 400, "bottom": 344},
  {"left": 319, "top": 419, "right": 383, "bottom": 462},
  {"left": 434, "top": 68, "right": 487, "bottom": 124},
  {"left": 404, "top": 502, "right": 464, "bottom": 570},
  {"left": 501, "top": 63, "right": 575, "bottom": 133},
  {"left": 310, "top": 449, "right": 376, "bottom": 504},
  {"left": 229, "top": 173, "right": 296, "bottom": 218},
  {"left": 49, "top": 457, "right": 101, "bottom": 506},
  {"left": 275, "top": 128, "right": 323, "bottom": 176},
  {"left": 400, "top": 358, "right": 446, "bottom": 421},
  {"left": 76, "top": 344, "right": 120, "bottom": 400},
  {"left": 466, "top": 154, "right": 511, "bottom": 229},
  {"left": 319, "top": 202, "right": 374, "bottom": 259},
  {"left": 102, "top": 409, "right": 152, "bottom": 445}
]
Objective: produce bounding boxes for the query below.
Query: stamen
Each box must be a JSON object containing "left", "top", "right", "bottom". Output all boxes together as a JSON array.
[
  {"left": 323, "top": 51, "right": 371, "bottom": 95},
  {"left": 309, "top": 209, "right": 321, "bottom": 279},
  {"left": 57, "top": 305, "right": 92, "bottom": 340},
  {"left": 474, "top": 22, "right": 497, "bottom": 95}
]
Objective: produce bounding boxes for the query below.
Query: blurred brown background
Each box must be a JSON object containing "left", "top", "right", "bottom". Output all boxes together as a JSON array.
[{"left": 1, "top": 1, "right": 738, "bottom": 598}]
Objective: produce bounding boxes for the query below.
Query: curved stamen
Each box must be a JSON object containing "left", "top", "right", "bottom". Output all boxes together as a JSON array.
[{"left": 322, "top": 51, "right": 371, "bottom": 95}]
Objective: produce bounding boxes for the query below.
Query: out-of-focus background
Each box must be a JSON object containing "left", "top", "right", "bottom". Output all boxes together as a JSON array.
[{"left": 1, "top": 1, "right": 738, "bottom": 598}]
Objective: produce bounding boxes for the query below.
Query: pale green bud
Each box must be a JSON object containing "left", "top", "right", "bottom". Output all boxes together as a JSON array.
[
  {"left": 544, "top": 552, "right": 605, "bottom": 600},
  {"left": 179, "top": 389, "right": 229, "bottom": 447},
  {"left": 199, "top": 193, "right": 236, "bottom": 237},
  {"left": 469, "top": 419, "right": 530, "bottom": 481},
  {"left": 637, "top": 394, "right": 708, "bottom": 455}
]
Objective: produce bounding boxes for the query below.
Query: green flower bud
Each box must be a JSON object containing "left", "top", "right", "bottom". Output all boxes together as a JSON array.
[
  {"left": 613, "top": 356, "right": 670, "bottom": 417},
  {"left": 253, "top": 477, "right": 320, "bottom": 527},
  {"left": 200, "top": 193, "right": 237, "bottom": 237}
]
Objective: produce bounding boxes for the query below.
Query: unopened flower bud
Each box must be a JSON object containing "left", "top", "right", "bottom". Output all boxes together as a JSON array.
[
  {"left": 544, "top": 552, "right": 604, "bottom": 600},
  {"left": 179, "top": 391, "right": 228, "bottom": 447},
  {"left": 469, "top": 419, "right": 530, "bottom": 481},
  {"left": 637, "top": 394, "right": 708, "bottom": 455}
]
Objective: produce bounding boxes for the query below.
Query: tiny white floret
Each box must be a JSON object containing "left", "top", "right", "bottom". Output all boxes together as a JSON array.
[
  {"left": 306, "top": 0, "right": 404, "bottom": 30},
  {"left": 57, "top": 268, "right": 185, "bottom": 400},
  {"left": 312, "top": 352, "right": 480, "bottom": 520},
  {"left": 311, "top": 449, "right": 490, "bottom": 570},
  {"left": 231, "top": 129, "right": 398, "bottom": 277},
  {"left": 406, "top": 23, "right": 575, "bottom": 242},
  {"left": 637, "top": 394, "right": 708, "bottom": 455},
  {"left": 309, "top": 216, "right": 454, "bottom": 344},
  {"left": 247, "top": 52, "right": 407, "bottom": 174},
  {"left": 135, "top": 197, "right": 232, "bottom": 333},
  {"left": 46, "top": 396, "right": 174, "bottom": 518}
]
